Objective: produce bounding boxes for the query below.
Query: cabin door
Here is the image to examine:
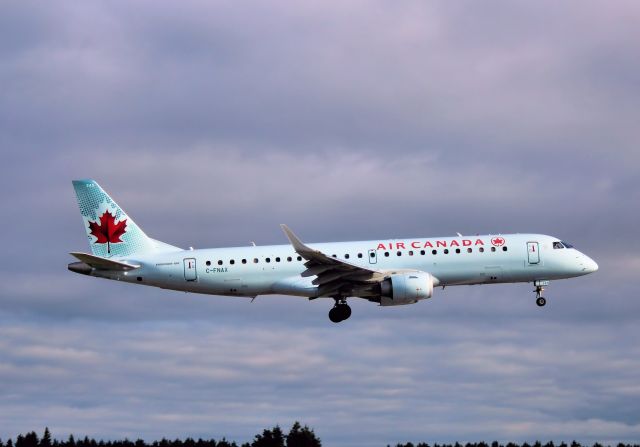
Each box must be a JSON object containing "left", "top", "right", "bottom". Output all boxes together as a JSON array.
[
  {"left": 183, "top": 258, "right": 197, "bottom": 281},
  {"left": 527, "top": 242, "right": 540, "bottom": 264},
  {"left": 368, "top": 249, "right": 378, "bottom": 264}
]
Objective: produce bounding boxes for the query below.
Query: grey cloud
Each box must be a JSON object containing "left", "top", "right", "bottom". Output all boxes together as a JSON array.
[{"left": 0, "top": 316, "right": 638, "bottom": 445}]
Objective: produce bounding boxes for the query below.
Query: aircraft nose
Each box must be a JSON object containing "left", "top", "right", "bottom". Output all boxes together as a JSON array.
[{"left": 582, "top": 255, "right": 598, "bottom": 273}]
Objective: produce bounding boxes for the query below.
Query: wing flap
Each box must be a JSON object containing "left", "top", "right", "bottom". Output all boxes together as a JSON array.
[{"left": 280, "top": 224, "right": 381, "bottom": 297}]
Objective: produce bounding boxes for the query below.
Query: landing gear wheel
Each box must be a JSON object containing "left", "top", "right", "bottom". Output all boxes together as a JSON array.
[
  {"left": 338, "top": 304, "right": 352, "bottom": 320},
  {"left": 533, "top": 282, "right": 547, "bottom": 308},
  {"left": 328, "top": 307, "right": 342, "bottom": 323},
  {"left": 328, "top": 300, "right": 352, "bottom": 323}
]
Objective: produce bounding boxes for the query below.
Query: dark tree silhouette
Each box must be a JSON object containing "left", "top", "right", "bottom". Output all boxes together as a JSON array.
[
  {"left": 250, "top": 426, "right": 284, "bottom": 447},
  {"left": 4, "top": 427, "right": 640, "bottom": 447},
  {"left": 16, "top": 433, "right": 39, "bottom": 447},
  {"left": 41, "top": 429, "right": 52, "bottom": 447},
  {"left": 285, "top": 422, "right": 321, "bottom": 447}
]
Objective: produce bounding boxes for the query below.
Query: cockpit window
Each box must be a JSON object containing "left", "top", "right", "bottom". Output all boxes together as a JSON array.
[
  {"left": 553, "top": 241, "right": 564, "bottom": 249},
  {"left": 561, "top": 241, "right": 574, "bottom": 248}
]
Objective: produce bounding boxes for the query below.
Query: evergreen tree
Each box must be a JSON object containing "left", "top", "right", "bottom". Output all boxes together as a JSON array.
[
  {"left": 251, "top": 426, "right": 284, "bottom": 447},
  {"left": 41, "top": 429, "right": 52, "bottom": 447},
  {"left": 216, "top": 438, "right": 239, "bottom": 447},
  {"left": 285, "top": 422, "right": 320, "bottom": 447},
  {"left": 18, "top": 433, "right": 39, "bottom": 447}
]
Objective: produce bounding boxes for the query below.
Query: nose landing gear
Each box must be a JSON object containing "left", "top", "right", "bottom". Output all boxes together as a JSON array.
[
  {"left": 534, "top": 280, "right": 549, "bottom": 307},
  {"left": 329, "top": 298, "right": 352, "bottom": 323}
]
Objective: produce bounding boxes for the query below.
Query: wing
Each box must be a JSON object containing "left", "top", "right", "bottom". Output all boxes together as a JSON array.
[{"left": 280, "top": 224, "right": 385, "bottom": 298}]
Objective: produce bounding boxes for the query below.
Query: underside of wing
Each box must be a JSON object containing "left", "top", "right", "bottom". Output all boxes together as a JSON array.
[{"left": 281, "top": 225, "right": 386, "bottom": 298}]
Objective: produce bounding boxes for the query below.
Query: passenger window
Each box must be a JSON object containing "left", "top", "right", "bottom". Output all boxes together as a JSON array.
[
  {"left": 397, "top": 251, "right": 402, "bottom": 256},
  {"left": 420, "top": 250, "right": 425, "bottom": 255},
  {"left": 358, "top": 253, "right": 363, "bottom": 258},
  {"left": 503, "top": 246, "right": 508, "bottom": 251},
  {"left": 479, "top": 247, "right": 484, "bottom": 253},
  {"left": 332, "top": 254, "right": 337, "bottom": 258},
  {"left": 242, "top": 259, "right": 247, "bottom": 264},
  {"left": 345, "top": 254, "right": 350, "bottom": 259},
  {"left": 370, "top": 252, "right": 375, "bottom": 258},
  {"left": 206, "top": 261, "right": 211, "bottom": 266},
  {"left": 408, "top": 250, "right": 414, "bottom": 256},
  {"left": 467, "top": 248, "right": 472, "bottom": 253},
  {"left": 254, "top": 258, "right": 259, "bottom": 263},
  {"left": 432, "top": 250, "right": 437, "bottom": 255},
  {"left": 287, "top": 256, "right": 292, "bottom": 262},
  {"left": 218, "top": 260, "right": 223, "bottom": 265},
  {"left": 384, "top": 252, "right": 389, "bottom": 257},
  {"left": 455, "top": 248, "right": 460, "bottom": 254},
  {"left": 297, "top": 256, "right": 302, "bottom": 261},
  {"left": 491, "top": 247, "right": 496, "bottom": 252},
  {"left": 275, "top": 257, "right": 281, "bottom": 262},
  {"left": 230, "top": 259, "right": 235, "bottom": 265},
  {"left": 266, "top": 258, "right": 271, "bottom": 263},
  {"left": 444, "top": 249, "right": 449, "bottom": 254}
]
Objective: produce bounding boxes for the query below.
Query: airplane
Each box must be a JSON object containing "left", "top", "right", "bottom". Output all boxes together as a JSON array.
[{"left": 68, "top": 180, "right": 599, "bottom": 323}]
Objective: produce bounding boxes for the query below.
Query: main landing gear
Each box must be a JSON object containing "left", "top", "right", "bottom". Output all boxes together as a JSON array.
[
  {"left": 534, "top": 280, "right": 549, "bottom": 307},
  {"left": 329, "top": 298, "right": 351, "bottom": 323}
]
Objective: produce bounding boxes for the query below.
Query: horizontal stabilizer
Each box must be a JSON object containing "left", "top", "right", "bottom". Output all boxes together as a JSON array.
[{"left": 69, "top": 252, "right": 140, "bottom": 271}]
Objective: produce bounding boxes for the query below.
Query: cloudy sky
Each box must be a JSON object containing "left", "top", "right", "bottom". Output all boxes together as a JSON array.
[{"left": 1, "top": 1, "right": 639, "bottom": 446}]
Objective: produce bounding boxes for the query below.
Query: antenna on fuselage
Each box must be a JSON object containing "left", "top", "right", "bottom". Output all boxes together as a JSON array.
[
  {"left": 250, "top": 241, "right": 256, "bottom": 246},
  {"left": 456, "top": 232, "right": 463, "bottom": 237}
]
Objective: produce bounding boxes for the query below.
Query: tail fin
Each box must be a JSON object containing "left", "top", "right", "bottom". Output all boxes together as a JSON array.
[{"left": 72, "top": 180, "right": 179, "bottom": 258}]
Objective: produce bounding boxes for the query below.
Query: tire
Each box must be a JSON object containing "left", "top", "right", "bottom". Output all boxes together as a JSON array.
[
  {"left": 340, "top": 304, "right": 352, "bottom": 320},
  {"left": 328, "top": 307, "right": 342, "bottom": 323},
  {"left": 536, "top": 297, "right": 546, "bottom": 307}
]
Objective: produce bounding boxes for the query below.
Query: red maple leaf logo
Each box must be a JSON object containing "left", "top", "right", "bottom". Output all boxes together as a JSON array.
[
  {"left": 88, "top": 210, "right": 127, "bottom": 254},
  {"left": 491, "top": 237, "right": 505, "bottom": 247}
]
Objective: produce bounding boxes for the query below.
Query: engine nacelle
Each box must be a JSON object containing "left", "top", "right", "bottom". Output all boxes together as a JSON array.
[{"left": 379, "top": 271, "right": 434, "bottom": 306}]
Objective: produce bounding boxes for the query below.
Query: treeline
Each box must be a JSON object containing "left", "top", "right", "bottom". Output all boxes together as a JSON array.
[
  {"left": 0, "top": 424, "right": 321, "bottom": 447},
  {"left": 2, "top": 428, "right": 638, "bottom": 447},
  {"left": 392, "top": 444, "right": 640, "bottom": 447}
]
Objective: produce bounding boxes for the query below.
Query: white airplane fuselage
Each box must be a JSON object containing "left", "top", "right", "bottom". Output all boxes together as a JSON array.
[{"left": 77, "top": 234, "right": 597, "bottom": 298}]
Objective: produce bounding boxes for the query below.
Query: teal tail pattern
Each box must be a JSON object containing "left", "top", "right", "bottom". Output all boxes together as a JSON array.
[{"left": 73, "top": 180, "right": 168, "bottom": 258}]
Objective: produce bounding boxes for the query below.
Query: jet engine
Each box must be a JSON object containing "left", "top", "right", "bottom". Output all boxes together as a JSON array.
[{"left": 379, "top": 271, "right": 434, "bottom": 306}]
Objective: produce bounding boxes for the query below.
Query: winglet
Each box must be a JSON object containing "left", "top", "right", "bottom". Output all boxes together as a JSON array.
[{"left": 280, "top": 224, "right": 310, "bottom": 254}]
